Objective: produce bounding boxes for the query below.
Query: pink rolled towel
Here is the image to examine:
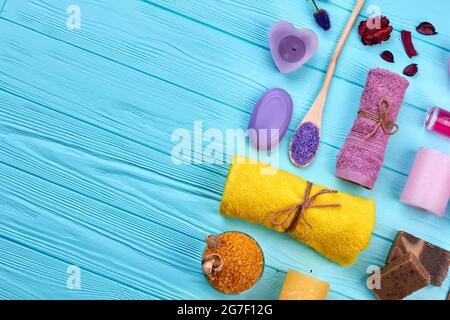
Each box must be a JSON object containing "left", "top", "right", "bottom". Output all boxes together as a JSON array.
[{"left": 336, "top": 68, "right": 409, "bottom": 189}]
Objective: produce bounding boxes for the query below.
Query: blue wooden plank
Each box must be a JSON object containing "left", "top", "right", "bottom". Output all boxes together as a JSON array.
[
  {"left": 0, "top": 4, "right": 447, "bottom": 242},
  {"left": 0, "top": 0, "right": 448, "bottom": 300},
  {"left": 2, "top": 0, "right": 448, "bottom": 176},
  {"left": 0, "top": 0, "right": 7, "bottom": 15},
  {"left": 147, "top": 0, "right": 450, "bottom": 110},
  {"left": 0, "top": 20, "right": 288, "bottom": 299},
  {"left": 0, "top": 236, "right": 150, "bottom": 299},
  {"left": 0, "top": 19, "right": 448, "bottom": 300}
]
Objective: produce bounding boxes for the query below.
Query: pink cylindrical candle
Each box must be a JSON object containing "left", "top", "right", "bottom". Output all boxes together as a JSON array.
[{"left": 400, "top": 147, "right": 450, "bottom": 216}]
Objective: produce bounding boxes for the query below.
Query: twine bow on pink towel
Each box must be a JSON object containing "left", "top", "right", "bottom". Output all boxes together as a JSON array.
[
  {"left": 358, "top": 99, "right": 399, "bottom": 139},
  {"left": 270, "top": 182, "right": 341, "bottom": 231}
]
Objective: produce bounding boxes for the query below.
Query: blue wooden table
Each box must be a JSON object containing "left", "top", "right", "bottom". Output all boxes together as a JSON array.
[{"left": 0, "top": 0, "right": 449, "bottom": 300}]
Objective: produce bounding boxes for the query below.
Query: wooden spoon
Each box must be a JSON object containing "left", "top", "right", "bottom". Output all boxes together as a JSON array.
[{"left": 289, "top": 0, "right": 365, "bottom": 168}]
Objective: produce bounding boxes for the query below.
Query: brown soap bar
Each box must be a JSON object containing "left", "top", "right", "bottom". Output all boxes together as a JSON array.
[
  {"left": 373, "top": 252, "right": 430, "bottom": 300},
  {"left": 387, "top": 231, "right": 450, "bottom": 287}
]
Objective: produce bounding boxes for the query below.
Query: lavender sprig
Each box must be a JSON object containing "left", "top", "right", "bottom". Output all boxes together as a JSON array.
[{"left": 309, "top": 0, "right": 331, "bottom": 31}]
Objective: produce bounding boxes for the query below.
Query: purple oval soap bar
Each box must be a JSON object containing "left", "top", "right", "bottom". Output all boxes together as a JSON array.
[{"left": 248, "top": 88, "right": 293, "bottom": 150}]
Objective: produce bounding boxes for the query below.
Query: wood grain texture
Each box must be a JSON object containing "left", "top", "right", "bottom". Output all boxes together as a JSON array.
[
  {"left": 0, "top": 0, "right": 449, "bottom": 299},
  {"left": 0, "top": 1, "right": 7, "bottom": 14}
]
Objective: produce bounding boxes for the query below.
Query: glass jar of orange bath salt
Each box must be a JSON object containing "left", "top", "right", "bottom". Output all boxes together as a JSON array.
[{"left": 202, "top": 231, "right": 264, "bottom": 294}]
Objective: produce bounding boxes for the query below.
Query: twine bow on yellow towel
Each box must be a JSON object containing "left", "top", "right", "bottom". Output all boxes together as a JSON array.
[
  {"left": 271, "top": 182, "right": 341, "bottom": 232},
  {"left": 358, "top": 99, "right": 399, "bottom": 139}
]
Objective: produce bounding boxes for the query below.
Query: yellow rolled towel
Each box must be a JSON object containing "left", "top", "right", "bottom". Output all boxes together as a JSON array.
[{"left": 220, "top": 156, "right": 376, "bottom": 266}]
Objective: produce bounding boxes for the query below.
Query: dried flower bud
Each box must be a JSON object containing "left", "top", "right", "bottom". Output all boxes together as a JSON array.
[
  {"left": 205, "top": 234, "right": 222, "bottom": 249},
  {"left": 309, "top": 1, "right": 331, "bottom": 31},
  {"left": 314, "top": 9, "right": 331, "bottom": 31},
  {"left": 358, "top": 16, "right": 393, "bottom": 46},
  {"left": 202, "top": 253, "right": 224, "bottom": 280}
]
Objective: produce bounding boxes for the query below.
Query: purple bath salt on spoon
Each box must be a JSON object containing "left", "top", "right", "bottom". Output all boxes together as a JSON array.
[
  {"left": 289, "top": 0, "right": 365, "bottom": 167},
  {"left": 289, "top": 122, "right": 320, "bottom": 167}
]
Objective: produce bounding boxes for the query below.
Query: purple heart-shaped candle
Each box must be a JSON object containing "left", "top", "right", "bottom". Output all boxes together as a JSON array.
[{"left": 270, "top": 21, "right": 319, "bottom": 74}]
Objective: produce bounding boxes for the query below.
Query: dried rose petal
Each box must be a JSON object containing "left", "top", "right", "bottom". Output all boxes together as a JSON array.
[
  {"left": 401, "top": 30, "right": 418, "bottom": 58},
  {"left": 403, "top": 63, "right": 418, "bottom": 77},
  {"left": 416, "top": 22, "right": 438, "bottom": 35},
  {"left": 380, "top": 50, "right": 394, "bottom": 63}
]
